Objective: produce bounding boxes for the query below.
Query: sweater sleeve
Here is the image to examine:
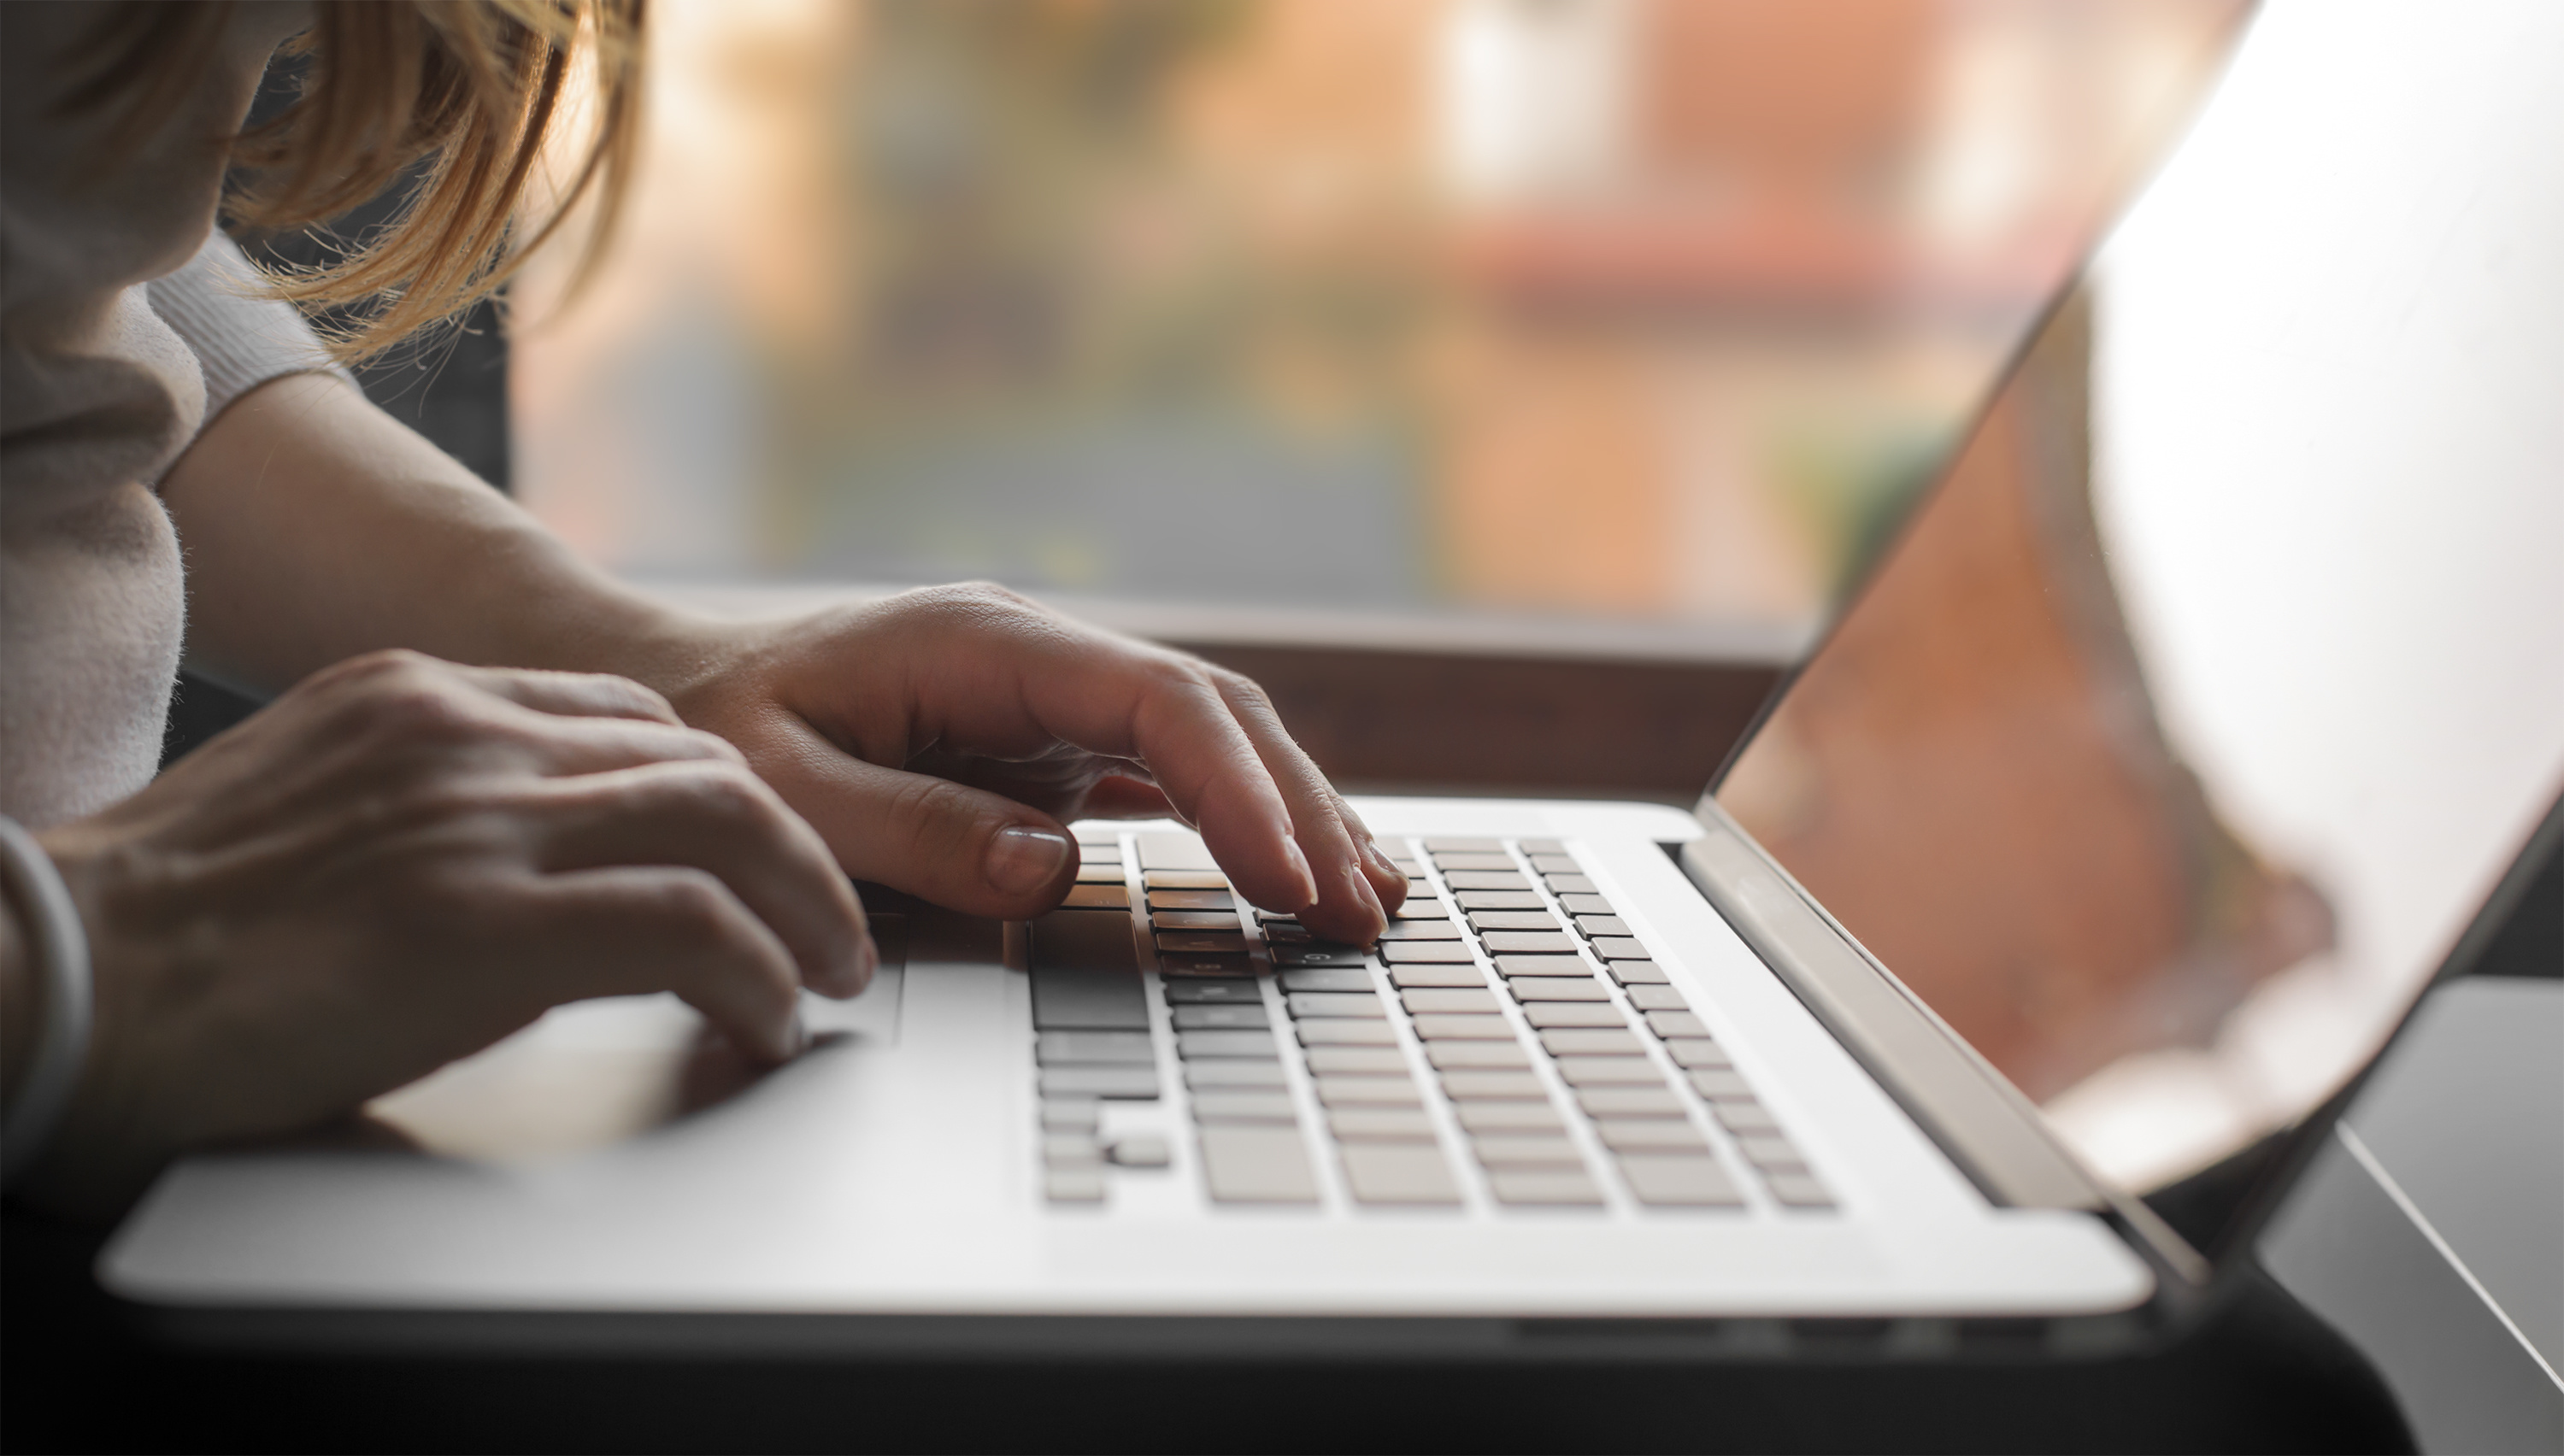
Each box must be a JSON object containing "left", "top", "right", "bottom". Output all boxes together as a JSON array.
[{"left": 145, "top": 231, "right": 356, "bottom": 429}]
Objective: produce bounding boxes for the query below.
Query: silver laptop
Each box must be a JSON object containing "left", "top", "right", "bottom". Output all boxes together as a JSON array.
[{"left": 101, "top": 2, "right": 2563, "bottom": 1344}]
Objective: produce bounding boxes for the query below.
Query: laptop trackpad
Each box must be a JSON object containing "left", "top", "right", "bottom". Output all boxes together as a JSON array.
[{"left": 362, "top": 914, "right": 909, "bottom": 1164}]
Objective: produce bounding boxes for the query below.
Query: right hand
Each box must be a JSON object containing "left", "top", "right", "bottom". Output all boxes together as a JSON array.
[{"left": 17, "top": 649, "right": 868, "bottom": 1216}]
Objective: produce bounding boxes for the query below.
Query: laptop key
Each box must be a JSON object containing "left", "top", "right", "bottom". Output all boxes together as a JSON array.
[
  {"left": 1143, "top": 869, "right": 1228, "bottom": 889},
  {"left": 1737, "top": 1135, "right": 1809, "bottom": 1171},
  {"left": 1187, "top": 1060, "right": 1289, "bottom": 1089},
  {"left": 1455, "top": 1101, "right": 1567, "bottom": 1132},
  {"left": 1577, "top": 1086, "right": 1685, "bottom": 1118},
  {"left": 1597, "top": 1119, "right": 1710, "bottom": 1153},
  {"left": 1713, "top": 1101, "right": 1782, "bottom": 1135},
  {"left": 1273, "top": 942, "right": 1367, "bottom": 967},
  {"left": 1040, "top": 1098, "right": 1100, "bottom": 1132},
  {"left": 1491, "top": 954, "right": 1593, "bottom": 978},
  {"left": 1602, "top": 960, "right": 1670, "bottom": 986},
  {"left": 1468, "top": 910, "right": 1561, "bottom": 932},
  {"left": 1340, "top": 1144, "right": 1462, "bottom": 1206},
  {"left": 1306, "top": 1046, "right": 1411, "bottom": 1075},
  {"left": 1544, "top": 874, "right": 1599, "bottom": 895},
  {"left": 1198, "top": 1126, "right": 1320, "bottom": 1204},
  {"left": 1076, "top": 840, "right": 1122, "bottom": 862},
  {"left": 1031, "top": 911, "right": 1144, "bottom": 1027},
  {"left": 1392, "top": 901, "right": 1452, "bottom": 920},
  {"left": 1389, "top": 965, "right": 1485, "bottom": 989},
  {"left": 1296, "top": 1019, "right": 1398, "bottom": 1047},
  {"left": 1590, "top": 937, "right": 1650, "bottom": 960},
  {"left": 1045, "top": 1168, "right": 1106, "bottom": 1203},
  {"left": 1408, "top": 1013, "right": 1516, "bottom": 1041},
  {"left": 1379, "top": 941, "right": 1474, "bottom": 965},
  {"left": 1157, "top": 931, "right": 1249, "bottom": 955},
  {"left": 1523, "top": 1002, "right": 1626, "bottom": 1029},
  {"left": 1073, "top": 862, "right": 1127, "bottom": 884},
  {"left": 1378, "top": 919, "right": 1465, "bottom": 941},
  {"left": 1646, "top": 1011, "right": 1712, "bottom": 1039},
  {"left": 1148, "top": 888, "right": 1235, "bottom": 911},
  {"left": 1509, "top": 978, "right": 1610, "bottom": 1003},
  {"left": 1487, "top": 1168, "right": 1605, "bottom": 1206},
  {"left": 1330, "top": 1107, "right": 1438, "bottom": 1142},
  {"left": 1538, "top": 1028, "right": 1643, "bottom": 1056},
  {"left": 1287, "top": 992, "right": 1385, "bottom": 1019},
  {"left": 1687, "top": 1069, "right": 1755, "bottom": 1101},
  {"left": 1619, "top": 1154, "right": 1744, "bottom": 1207},
  {"left": 1279, "top": 967, "right": 1373, "bottom": 994},
  {"left": 1039, "top": 1066, "right": 1161, "bottom": 1099},
  {"left": 1575, "top": 915, "right": 1632, "bottom": 938},
  {"left": 1425, "top": 1041, "right": 1532, "bottom": 1070},
  {"left": 1431, "top": 852, "right": 1516, "bottom": 872},
  {"left": 1526, "top": 854, "right": 1581, "bottom": 875},
  {"left": 1557, "top": 893, "right": 1616, "bottom": 916},
  {"left": 1173, "top": 1003, "right": 1271, "bottom": 1031},
  {"left": 1164, "top": 979, "right": 1263, "bottom": 1005},
  {"left": 1177, "top": 1030, "right": 1279, "bottom": 1060},
  {"left": 1455, "top": 890, "right": 1545, "bottom": 911},
  {"left": 1191, "top": 1091, "right": 1299, "bottom": 1124},
  {"left": 1037, "top": 1030, "right": 1156, "bottom": 1064},
  {"left": 1422, "top": 837, "right": 1505, "bottom": 853},
  {"left": 1154, "top": 910, "right": 1242, "bottom": 932},
  {"left": 1108, "top": 1135, "right": 1173, "bottom": 1169},
  {"left": 1480, "top": 931, "right": 1578, "bottom": 954},
  {"left": 1554, "top": 1056, "right": 1666, "bottom": 1087},
  {"left": 1662, "top": 1037, "right": 1733, "bottom": 1069},
  {"left": 1764, "top": 1172, "right": 1837, "bottom": 1209},
  {"left": 1439, "top": 1070, "right": 1548, "bottom": 1100},
  {"left": 1260, "top": 921, "right": 1313, "bottom": 944},
  {"left": 1514, "top": 837, "right": 1566, "bottom": 854},
  {"left": 1444, "top": 871, "right": 1531, "bottom": 891},
  {"left": 1625, "top": 985, "right": 1691, "bottom": 1013},
  {"left": 1160, "top": 954, "right": 1253, "bottom": 978},
  {"left": 1061, "top": 883, "right": 1131, "bottom": 909},
  {"left": 1314, "top": 1076, "right": 1425, "bottom": 1107},
  {"left": 1400, "top": 987, "right": 1501, "bottom": 1015},
  {"left": 1471, "top": 1134, "right": 1585, "bottom": 1167}
]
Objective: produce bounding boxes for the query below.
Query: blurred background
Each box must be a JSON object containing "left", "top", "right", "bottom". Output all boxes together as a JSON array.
[{"left": 509, "top": 0, "right": 2246, "bottom": 655}]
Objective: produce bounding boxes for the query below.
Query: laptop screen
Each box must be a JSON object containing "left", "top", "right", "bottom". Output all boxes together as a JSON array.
[{"left": 1712, "top": 1, "right": 2564, "bottom": 1210}]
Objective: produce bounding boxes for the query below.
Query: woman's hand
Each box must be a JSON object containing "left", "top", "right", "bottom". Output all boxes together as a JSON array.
[
  {"left": 19, "top": 649, "right": 867, "bottom": 1216},
  {"left": 654, "top": 584, "right": 1407, "bottom": 943}
]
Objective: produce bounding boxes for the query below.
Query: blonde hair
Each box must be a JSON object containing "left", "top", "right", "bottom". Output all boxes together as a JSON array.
[{"left": 73, "top": 1, "right": 645, "bottom": 364}]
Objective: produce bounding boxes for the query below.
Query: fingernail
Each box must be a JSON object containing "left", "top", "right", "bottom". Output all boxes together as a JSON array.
[
  {"left": 986, "top": 826, "right": 1073, "bottom": 895},
  {"left": 782, "top": 1008, "right": 811, "bottom": 1060},
  {"left": 1283, "top": 838, "right": 1319, "bottom": 907},
  {"left": 1362, "top": 841, "right": 1402, "bottom": 884},
  {"left": 1344, "top": 859, "right": 1386, "bottom": 939}
]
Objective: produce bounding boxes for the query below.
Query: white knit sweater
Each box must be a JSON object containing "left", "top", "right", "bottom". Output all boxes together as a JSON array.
[{"left": 1, "top": 4, "right": 342, "bottom": 829}]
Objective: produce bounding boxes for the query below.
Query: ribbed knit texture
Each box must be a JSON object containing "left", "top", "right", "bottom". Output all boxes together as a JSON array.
[{"left": 145, "top": 232, "right": 353, "bottom": 431}]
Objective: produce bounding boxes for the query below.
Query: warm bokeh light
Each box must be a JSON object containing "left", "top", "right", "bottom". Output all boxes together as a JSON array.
[{"left": 510, "top": 0, "right": 2245, "bottom": 637}]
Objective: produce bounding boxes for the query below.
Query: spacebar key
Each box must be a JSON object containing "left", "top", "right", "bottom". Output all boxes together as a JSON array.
[{"left": 1197, "top": 1125, "right": 1320, "bottom": 1204}]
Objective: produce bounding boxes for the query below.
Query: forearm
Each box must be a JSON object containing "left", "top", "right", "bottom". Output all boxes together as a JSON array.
[{"left": 159, "top": 373, "right": 720, "bottom": 696}]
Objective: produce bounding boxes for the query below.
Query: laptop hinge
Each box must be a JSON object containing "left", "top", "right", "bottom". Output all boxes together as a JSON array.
[{"left": 1678, "top": 802, "right": 2210, "bottom": 1287}]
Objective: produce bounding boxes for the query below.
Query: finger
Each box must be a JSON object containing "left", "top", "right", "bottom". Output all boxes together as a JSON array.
[
  {"left": 753, "top": 713, "right": 1081, "bottom": 920},
  {"left": 532, "top": 866, "right": 809, "bottom": 1062},
  {"left": 1014, "top": 643, "right": 1318, "bottom": 914},
  {"left": 1078, "top": 774, "right": 1176, "bottom": 820},
  {"left": 1208, "top": 671, "right": 1393, "bottom": 943},
  {"left": 449, "top": 664, "right": 686, "bottom": 726},
  {"left": 525, "top": 760, "right": 873, "bottom": 997}
]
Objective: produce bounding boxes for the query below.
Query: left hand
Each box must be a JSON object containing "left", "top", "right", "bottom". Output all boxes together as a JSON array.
[{"left": 648, "top": 584, "right": 1406, "bottom": 944}]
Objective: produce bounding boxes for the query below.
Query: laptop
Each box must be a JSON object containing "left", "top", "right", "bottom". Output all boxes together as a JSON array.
[{"left": 100, "top": 0, "right": 2563, "bottom": 1352}]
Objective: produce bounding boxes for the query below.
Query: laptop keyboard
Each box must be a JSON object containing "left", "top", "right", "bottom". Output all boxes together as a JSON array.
[{"left": 1031, "top": 835, "right": 1834, "bottom": 1214}]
